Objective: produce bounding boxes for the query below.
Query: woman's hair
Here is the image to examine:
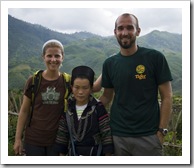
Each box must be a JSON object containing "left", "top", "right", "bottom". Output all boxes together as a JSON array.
[{"left": 42, "top": 39, "right": 64, "bottom": 56}]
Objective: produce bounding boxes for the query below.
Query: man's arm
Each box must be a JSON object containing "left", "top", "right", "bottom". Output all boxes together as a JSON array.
[
  {"left": 93, "top": 74, "right": 102, "bottom": 92},
  {"left": 157, "top": 81, "right": 173, "bottom": 143},
  {"left": 99, "top": 88, "right": 114, "bottom": 106}
]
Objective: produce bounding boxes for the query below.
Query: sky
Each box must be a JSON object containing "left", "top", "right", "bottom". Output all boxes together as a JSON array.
[{"left": 8, "top": 7, "right": 182, "bottom": 37}]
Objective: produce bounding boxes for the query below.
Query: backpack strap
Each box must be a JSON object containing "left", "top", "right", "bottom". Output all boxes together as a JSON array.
[
  {"left": 66, "top": 111, "right": 77, "bottom": 156},
  {"left": 62, "top": 73, "right": 71, "bottom": 112},
  {"left": 28, "top": 70, "right": 43, "bottom": 127},
  {"left": 95, "top": 101, "right": 102, "bottom": 156},
  {"left": 31, "top": 70, "right": 43, "bottom": 105},
  {"left": 97, "top": 143, "right": 102, "bottom": 156}
]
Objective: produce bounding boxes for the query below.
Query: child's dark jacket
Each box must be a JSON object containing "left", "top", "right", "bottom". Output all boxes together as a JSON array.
[{"left": 55, "top": 95, "right": 114, "bottom": 155}]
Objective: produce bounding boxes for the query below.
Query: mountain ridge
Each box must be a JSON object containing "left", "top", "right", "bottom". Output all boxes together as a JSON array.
[{"left": 8, "top": 15, "right": 182, "bottom": 95}]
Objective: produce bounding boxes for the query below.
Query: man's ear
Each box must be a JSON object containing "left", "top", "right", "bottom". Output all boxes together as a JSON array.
[
  {"left": 136, "top": 28, "right": 141, "bottom": 36},
  {"left": 114, "top": 29, "right": 116, "bottom": 36}
]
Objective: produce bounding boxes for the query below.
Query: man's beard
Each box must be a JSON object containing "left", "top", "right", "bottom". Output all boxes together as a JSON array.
[{"left": 116, "top": 36, "right": 136, "bottom": 49}]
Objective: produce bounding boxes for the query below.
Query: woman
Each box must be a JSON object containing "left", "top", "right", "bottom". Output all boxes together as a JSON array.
[{"left": 13, "top": 39, "right": 68, "bottom": 156}]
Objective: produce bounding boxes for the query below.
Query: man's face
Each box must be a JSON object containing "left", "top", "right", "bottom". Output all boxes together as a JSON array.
[{"left": 114, "top": 16, "right": 140, "bottom": 49}]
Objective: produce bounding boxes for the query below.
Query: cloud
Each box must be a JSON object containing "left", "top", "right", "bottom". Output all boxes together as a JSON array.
[
  {"left": 133, "top": 8, "right": 182, "bottom": 35},
  {"left": 8, "top": 8, "right": 182, "bottom": 36}
]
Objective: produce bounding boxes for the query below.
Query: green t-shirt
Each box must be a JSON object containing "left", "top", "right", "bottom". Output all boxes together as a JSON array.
[{"left": 102, "top": 47, "right": 173, "bottom": 137}]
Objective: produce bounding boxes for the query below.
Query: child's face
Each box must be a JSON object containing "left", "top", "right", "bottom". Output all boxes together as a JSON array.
[
  {"left": 72, "top": 78, "right": 92, "bottom": 106},
  {"left": 43, "top": 47, "right": 63, "bottom": 72}
]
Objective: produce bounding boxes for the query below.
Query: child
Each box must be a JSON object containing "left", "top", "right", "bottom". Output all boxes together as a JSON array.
[{"left": 55, "top": 66, "right": 114, "bottom": 156}]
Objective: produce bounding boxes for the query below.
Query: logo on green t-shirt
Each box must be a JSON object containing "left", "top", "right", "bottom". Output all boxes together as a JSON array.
[{"left": 135, "top": 65, "right": 146, "bottom": 80}]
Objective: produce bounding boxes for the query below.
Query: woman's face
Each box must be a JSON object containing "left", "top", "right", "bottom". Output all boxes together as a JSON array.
[
  {"left": 72, "top": 78, "right": 92, "bottom": 106},
  {"left": 43, "top": 47, "right": 63, "bottom": 72}
]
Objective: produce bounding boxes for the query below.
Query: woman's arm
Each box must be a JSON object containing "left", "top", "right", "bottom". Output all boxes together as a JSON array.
[{"left": 13, "top": 95, "right": 31, "bottom": 155}]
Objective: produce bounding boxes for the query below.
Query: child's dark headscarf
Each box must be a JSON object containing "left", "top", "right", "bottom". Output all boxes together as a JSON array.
[{"left": 71, "top": 66, "right": 95, "bottom": 87}]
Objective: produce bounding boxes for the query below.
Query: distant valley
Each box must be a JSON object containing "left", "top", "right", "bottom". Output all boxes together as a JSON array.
[{"left": 8, "top": 15, "right": 182, "bottom": 95}]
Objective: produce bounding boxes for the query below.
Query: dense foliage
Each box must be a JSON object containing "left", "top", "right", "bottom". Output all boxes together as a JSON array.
[{"left": 8, "top": 90, "right": 182, "bottom": 156}]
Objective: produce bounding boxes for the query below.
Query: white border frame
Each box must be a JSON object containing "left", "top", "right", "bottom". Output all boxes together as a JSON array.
[{"left": 1, "top": 0, "right": 190, "bottom": 165}]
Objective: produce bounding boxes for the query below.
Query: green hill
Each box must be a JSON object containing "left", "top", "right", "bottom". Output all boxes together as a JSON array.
[{"left": 8, "top": 15, "right": 182, "bottom": 95}]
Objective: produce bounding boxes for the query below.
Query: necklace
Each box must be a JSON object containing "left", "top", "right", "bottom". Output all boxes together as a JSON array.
[{"left": 68, "top": 105, "right": 96, "bottom": 142}]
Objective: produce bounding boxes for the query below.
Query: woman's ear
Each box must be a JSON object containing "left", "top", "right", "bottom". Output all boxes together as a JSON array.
[{"left": 62, "top": 55, "right": 64, "bottom": 61}]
